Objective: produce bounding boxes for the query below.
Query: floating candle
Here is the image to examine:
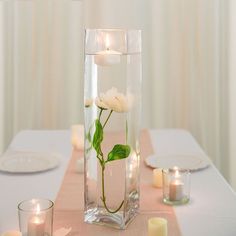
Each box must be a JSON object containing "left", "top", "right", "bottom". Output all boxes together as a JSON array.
[{"left": 94, "top": 34, "right": 121, "bottom": 66}]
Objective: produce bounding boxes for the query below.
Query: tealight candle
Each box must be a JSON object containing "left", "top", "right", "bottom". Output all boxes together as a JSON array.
[
  {"left": 27, "top": 204, "right": 45, "bottom": 236},
  {"left": 148, "top": 217, "right": 167, "bottom": 236},
  {"left": 169, "top": 169, "right": 184, "bottom": 201},
  {"left": 18, "top": 199, "right": 54, "bottom": 236},
  {"left": 162, "top": 168, "right": 190, "bottom": 205},
  {"left": 169, "top": 179, "right": 184, "bottom": 201},
  {"left": 152, "top": 168, "right": 163, "bottom": 188}
]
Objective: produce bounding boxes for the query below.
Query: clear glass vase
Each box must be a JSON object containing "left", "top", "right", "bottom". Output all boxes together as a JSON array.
[{"left": 84, "top": 29, "right": 142, "bottom": 229}]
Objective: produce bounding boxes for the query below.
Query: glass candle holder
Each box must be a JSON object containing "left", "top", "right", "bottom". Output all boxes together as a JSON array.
[
  {"left": 162, "top": 168, "right": 190, "bottom": 205},
  {"left": 18, "top": 199, "right": 54, "bottom": 236},
  {"left": 84, "top": 29, "right": 142, "bottom": 229}
]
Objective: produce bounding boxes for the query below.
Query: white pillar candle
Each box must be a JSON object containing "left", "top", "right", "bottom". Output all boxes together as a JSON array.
[
  {"left": 148, "top": 217, "right": 167, "bottom": 236},
  {"left": 27, "top": 205, "right": 45, "bottom": 236},
  {"left": 152, "top": 168, "right": 163, "bottom": 188},
  {"left": 71, "top": 125, "right": 84, "bottom": 150}
]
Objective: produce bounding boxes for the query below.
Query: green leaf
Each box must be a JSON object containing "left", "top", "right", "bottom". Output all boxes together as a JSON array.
[
  {"left": 92, "top": 119, "right": 103, "bottom": 154},
  {"left": 106, "top": 144, "right": 131, "bottom": 163}
]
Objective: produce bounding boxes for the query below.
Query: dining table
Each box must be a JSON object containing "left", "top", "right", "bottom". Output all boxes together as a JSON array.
[{"left": 0, "top": 129, "right": 236, "bottom": 236}]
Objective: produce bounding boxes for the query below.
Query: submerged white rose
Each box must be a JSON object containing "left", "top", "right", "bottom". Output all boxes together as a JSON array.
[{"left": 96, "top": 87, "right": 133, "bottom": 113}]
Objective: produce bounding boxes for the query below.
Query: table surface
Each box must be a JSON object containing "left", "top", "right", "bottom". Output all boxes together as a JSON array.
[{"left": 0, "top": 129, "right": 236, "bottom": 236}]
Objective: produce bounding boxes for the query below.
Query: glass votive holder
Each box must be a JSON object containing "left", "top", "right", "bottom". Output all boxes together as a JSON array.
[
  {"left": 18, "top": 198, "right": 54, "bottom": 236},
  {"left": 162, "top": 167, "right": 190, "bottom": 205}
]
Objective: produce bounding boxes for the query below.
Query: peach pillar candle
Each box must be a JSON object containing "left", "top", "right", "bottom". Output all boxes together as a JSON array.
[{"left": 152, "top": 168, "right": 163, "bottom": 188}]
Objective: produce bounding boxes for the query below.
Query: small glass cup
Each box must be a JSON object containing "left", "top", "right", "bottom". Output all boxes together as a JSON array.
[
  {"left": 18, "top": 198, "right": 54, "bottom": 236},
  {"left": 162, "top": 167, "right": 190, "bottom": 205}
]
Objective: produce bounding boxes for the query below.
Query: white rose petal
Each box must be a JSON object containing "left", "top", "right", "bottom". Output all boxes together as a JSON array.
[
  {"left": 95, "top": 97, "right": 109, "bottom": 110},
  {"left": 85, "top": 98, "right": 93, "bottom": 108}
]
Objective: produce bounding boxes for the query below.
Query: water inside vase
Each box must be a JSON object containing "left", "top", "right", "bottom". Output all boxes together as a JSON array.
[{"left": 84, "top": 52, "right": 141, "bottom": 229}]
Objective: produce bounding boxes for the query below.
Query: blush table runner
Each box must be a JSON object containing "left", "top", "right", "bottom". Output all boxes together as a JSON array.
[{"left": 53, "top": 130, "right": 182, "bottom": 236}]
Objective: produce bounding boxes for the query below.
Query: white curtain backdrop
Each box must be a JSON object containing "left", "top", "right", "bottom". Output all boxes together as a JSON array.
[
  {"left": 0, "top": 0, "right": 84, "bottom": 147},
  {"left": 229, "top": 0, "right": 236, "bottom": 189},
  {"left": 0, "top": 1, "right": 4, "bottom": 152},
  {"left": 0, "top": 0, "right": 234, "bottom": 188}
]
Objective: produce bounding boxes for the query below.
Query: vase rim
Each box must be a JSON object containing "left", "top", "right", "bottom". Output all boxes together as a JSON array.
[{"left": 85, "top": 28, "right": 141, "bottom": 33}]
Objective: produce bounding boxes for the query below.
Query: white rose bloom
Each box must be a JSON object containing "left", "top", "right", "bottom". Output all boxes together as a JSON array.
[
  {"left": 95, "top": 97, "right": 109, "bottom": 110},
  {"left": 97, "top": 87, "right": 132, "bottom": 113}
]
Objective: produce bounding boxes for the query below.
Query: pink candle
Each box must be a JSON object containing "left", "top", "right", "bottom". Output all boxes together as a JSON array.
[
  {"left": 169, "top": 179, "right": 184, "bottom": 201},
  {"left": 169, "top": 169, "right": 184, "bottom": 201}
]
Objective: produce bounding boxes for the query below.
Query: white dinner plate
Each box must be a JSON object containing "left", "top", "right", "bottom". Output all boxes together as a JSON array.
[
  {"left": 145, "top": 153, "right": 210, "bottom": 171},
  {"left": 0, "top": 151, "right": 61, "bottom": 173}
]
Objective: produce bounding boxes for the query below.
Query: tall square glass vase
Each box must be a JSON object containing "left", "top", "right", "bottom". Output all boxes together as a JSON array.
[{"left": 84, "top": 29, "right": 142, "bottom": 229}]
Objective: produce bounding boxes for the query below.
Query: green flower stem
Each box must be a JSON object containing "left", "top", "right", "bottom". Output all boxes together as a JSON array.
[
  {"left": 103, "top": 110, "right": 113, "bottom": 129},
  {"left": 101, "top": 161, "right": 124, "bottom": 213},
  {"left": 98, "top": 109, "right": 104, "bottom": 164},
  {"left": 97, "top": 155, "right": 103, "bottom": 165},
  {"left": 96, "top": 108, "right": 124, "bottom": 213},
  {"left": 98, "top": 108, "right": 103, "bottom": 120}
]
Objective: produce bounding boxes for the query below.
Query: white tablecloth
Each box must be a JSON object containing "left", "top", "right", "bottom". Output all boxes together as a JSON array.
[{"left": 0, "top": 129, "right": 236, "bottom": 236}]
